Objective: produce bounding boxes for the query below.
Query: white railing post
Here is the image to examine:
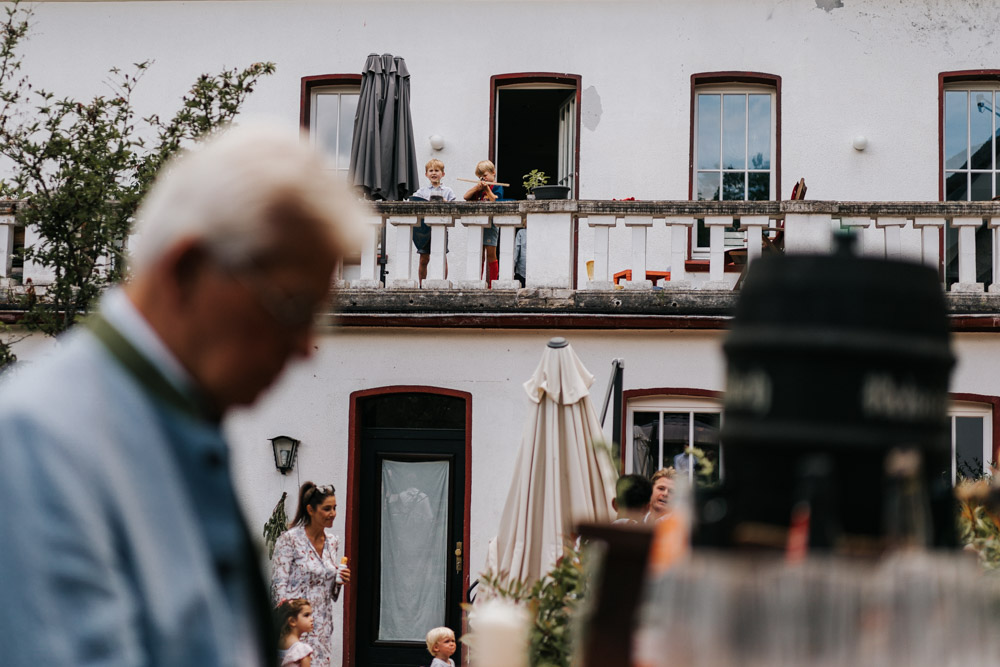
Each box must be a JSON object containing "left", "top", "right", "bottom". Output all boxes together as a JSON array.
[
  {"left": 951, "top": 217, "right": 984, "bottom": 292},
  {"left": 784, "top": 213, "right": 833, "bottom": 254},
  {"left": 989, "top": 217, "right": 1000, "bottom": 293},
  {"left": 492, "top": 215, "right": 523, "bottom": 289},
  {"left": 332, "top": 257, "right": 346, "bottom": 289},
  {"left": 874, "top": 216, "right": 907, "bottom": 261},
  {"left": 525, "top": 211, "right": 574, "bottom": 289},
  {"left": 350, "top": 214, "right": 384, "bottom": 289},
  {"left": 662, "top": 217, "right": 695, "bottom": 290},
  {"left": 741, "top": 215, "right": 769, "bottom": 266},
  {"left": 624, "top": 215, "right": 654, "bottom": 289},
  {"left": 0, "top": 213, "right": 14, "bottom": 279},
  {"left": 456, "top": 215, "right": 489, "bottom": 289},
  {"left": 913, "top": 217, "right": 945, "bottom": 273},
  {"left": 422, "top": 216, "right": 453, "bottom": 289},
  {"left": 387, "top": 216, "right": 418, "bottom": 289},
  {"left": 586, "top": 215, "right": 617, "bottom": 290},
  {"left": 838, "top": 217, "right": 874, "bottom": 256},
  {"left": 703, "top": 216, "right": 732, "bottom": 290}
]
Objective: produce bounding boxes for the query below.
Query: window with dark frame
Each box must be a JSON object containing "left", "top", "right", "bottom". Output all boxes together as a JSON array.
[{"left": 300, "top": 75, "right": 361, "bottom": 176}]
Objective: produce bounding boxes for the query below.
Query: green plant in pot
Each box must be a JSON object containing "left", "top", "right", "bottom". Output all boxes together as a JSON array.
[
  {"left": 523, "top": 169, "right": 570, "bottom": 200},
  {"left": 522, "top": 169, "right": 549, "bottom": 199}
]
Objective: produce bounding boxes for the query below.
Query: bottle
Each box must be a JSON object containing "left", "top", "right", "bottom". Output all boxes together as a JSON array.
[{"left": 332, "top": 556, "right": 349, "bottom": 601}]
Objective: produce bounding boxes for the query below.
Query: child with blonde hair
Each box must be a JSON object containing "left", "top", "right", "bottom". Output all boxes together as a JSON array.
[
  {"left": 274, "top": 598, "right": 315, "bottom": 667},
  {"left": 411, "top": 158, "right": 457, "bottom": 284},
  {"left": 425, "top": 626, "right": 458, "bottom": 667},
  {"left": 463, "top": 159, "right": 504, "bottom": 287}
]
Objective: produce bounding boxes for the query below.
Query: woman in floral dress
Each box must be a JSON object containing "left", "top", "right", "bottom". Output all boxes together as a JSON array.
[{"left": 272, "top": 482, "right": 351, "bottom": 667}]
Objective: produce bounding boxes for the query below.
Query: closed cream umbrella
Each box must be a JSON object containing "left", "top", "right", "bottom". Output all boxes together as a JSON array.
[{"left": 488, "top": 337, "right": 617, "bottom": 587}]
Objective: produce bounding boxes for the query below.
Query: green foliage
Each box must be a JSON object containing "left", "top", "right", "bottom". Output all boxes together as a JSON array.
[
  {"left": 479, "top": 547, "right": 586, "bottom": 667},
  {"left": 0, "top": 0, "right": 275, "bottom": 336},
  {"left": 522, "top": 169, "right": 549, "bottom": 193},
  {"left": 263, "top": 492, "right": 289, "bottom": 560}
]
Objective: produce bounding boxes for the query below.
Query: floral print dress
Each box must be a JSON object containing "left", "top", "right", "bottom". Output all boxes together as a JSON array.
[{"left": 271, "top": 526, "right": 341, "bottom": 667}]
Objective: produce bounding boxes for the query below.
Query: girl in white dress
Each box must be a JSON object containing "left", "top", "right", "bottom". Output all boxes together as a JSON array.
[
  {"left": 272, "top": 483, "right": 352, "bottom": 667},
  {"left": 274, "top": 598, "right": 315, "bottom": 667}
]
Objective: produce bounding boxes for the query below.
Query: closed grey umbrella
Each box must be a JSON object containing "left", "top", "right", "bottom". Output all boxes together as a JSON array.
[{"left": 349, "top": 53, "right": 419, "bottom": 201}]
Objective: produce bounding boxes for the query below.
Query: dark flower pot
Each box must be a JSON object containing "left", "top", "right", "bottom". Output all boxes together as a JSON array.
[{"left": 531, "top": 185, "right": 571, "bottom": 200}]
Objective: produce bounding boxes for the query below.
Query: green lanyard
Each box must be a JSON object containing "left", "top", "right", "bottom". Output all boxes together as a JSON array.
[{"left": 84, "top": 313, "right": 216, "bottom": 423}]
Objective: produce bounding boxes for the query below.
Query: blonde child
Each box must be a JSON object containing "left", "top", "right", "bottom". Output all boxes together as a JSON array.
[
  {"left": 274, "top": 598, "right": 315, "bottom": 667},
  {"left": 425, "top": 626, "right": 458, "bottom": 667},
  {"left": 463, "top": 160, "right": 504, "bottom": 287},
  {"left": 411, "top": 158, "right": 457, "bottom": 284}
]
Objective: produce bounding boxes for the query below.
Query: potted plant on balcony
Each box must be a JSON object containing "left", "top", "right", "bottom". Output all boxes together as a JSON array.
[{"left": 522, "top": 169, "right": 570, "bottom": 200}]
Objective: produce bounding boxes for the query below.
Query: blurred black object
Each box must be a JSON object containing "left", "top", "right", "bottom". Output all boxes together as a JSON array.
[{"left": 697, "top": 236, "right": 957, "bottom": 551}]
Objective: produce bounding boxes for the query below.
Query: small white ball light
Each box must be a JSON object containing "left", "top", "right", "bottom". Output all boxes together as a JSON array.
[
  {"left": 429, "top": 134, "right": 445, "bottom": 151},
  {"left": 852, "top": 135, "right": 868, "bottom": 151}
]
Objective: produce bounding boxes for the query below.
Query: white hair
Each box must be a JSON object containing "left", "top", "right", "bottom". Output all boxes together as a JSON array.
[{"left": 129, "top": 122, "right": 362, "bottom": 274}]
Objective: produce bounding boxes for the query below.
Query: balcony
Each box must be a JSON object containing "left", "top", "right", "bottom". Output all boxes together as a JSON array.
[
  {"left": 332, "top": 199, "right": 1000, "bottom": 329},
  {"left": 3, "top": 200, "right": 1000, "bottom": 329}
]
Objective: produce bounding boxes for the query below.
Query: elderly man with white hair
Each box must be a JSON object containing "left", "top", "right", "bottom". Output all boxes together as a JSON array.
[{"left": 0, "top": 124, "right": 359, "bottom": 666}]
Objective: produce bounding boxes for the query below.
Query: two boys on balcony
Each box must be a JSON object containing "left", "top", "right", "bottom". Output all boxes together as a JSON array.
[{"left": 410, "top": 158, "right": 504, "bottom": 287}]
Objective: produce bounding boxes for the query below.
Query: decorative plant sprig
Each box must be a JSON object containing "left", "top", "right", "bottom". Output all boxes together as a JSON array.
[
  {"left": 522, "top": 169, "right": 549, "bottom": 193},
  {"left": 263, "top": 492, "right": 289, "bottom": 560}
]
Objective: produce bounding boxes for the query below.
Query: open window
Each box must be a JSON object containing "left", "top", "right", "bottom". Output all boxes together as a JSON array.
[
  {"left": 490, "top": 74, "right": 580, "bottom": 200},
  {"left": 690, "top": 73, "right": 780, "bottom": 260},
  {"left": 625, "top": 393, "right": 723, "bottom": 485}
]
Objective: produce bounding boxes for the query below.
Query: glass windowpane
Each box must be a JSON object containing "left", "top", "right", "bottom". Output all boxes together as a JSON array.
[
  {"left": 955, "top": 416, "right": 985, "bottom": 479},
  {"left": 748, "top": 172, "right": 770, "bottom": 201},
  {"left": 338, "top": 93, "right": 358, "bottom": 170},
  {"left": 945, "top": 171, "right": 968, "bottom": 202},
  {"left": 632, "top": 412, "right": 660, "bottom": 478},
  {"left": 971, "top": 171, "right": 992, "bottom": 201},
  {"left": 378, "top": 460, "right": 449, "bottom": 640},
  {"left": 313, "top": 93, "right": 340, "bottom": 160},
  {"left": 747, "top": 94, "right": 771, "bottom": 170},
  {"left": 722, "top": 94, "right": 747, "bottom": 170},
  {"left": 970, "top": 91, "right": 993, "bottom": 170},
  {"left": 722, "top": 172, "right": 745, "bottom": 201},
  {"left": 693, "top": 412, "right": 722, "bottom": 484},
  {"left": 697, "top": 94, "right": 721, "bottom": 170},
  {"left": 945, "top": 91, "right": 969, "bottom": 170},
  {"left": 697, "top": 172, "right": 720, "bottom": 201},
  {"left": 661, "top": 412, "right": 691, "bottom": 470}
]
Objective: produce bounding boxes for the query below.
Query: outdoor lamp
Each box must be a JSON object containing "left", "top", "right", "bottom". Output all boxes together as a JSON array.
[
  {"left": 270, "top": 435, "right": 300, "bottom": 475},
  {"left": 429, "top": 134, "right": 445, "bottom": 151}
]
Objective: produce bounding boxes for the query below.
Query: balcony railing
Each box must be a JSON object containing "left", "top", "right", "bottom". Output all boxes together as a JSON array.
[
  {"left": 4, "top": 200, "right": 1000, "bottom": 295},
  {"left": 338, "top": 200, "right": 1000, "bottom": 293}
]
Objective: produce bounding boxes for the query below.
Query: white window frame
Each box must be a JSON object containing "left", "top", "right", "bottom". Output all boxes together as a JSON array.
[
  {"left": 625, "top": 395, "right": 724, "bottom": 484},
  {"left": 949, "top": 400, "right": 993, "bottom": 484},
  {"left": 692, "top": 84, "right": 777, "bottom": 257},
  {"left": 309, "top": 84, "right": 360, "bottom": 175}
]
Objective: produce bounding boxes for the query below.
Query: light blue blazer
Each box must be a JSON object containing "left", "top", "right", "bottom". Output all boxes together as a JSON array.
[{"left": 0, "top": 320, "right": 273, "bottom": 666}]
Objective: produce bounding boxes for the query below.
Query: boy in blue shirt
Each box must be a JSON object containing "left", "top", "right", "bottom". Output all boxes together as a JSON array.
[{"left": 411, "top": 158, "right": 457, "bottom": 285}]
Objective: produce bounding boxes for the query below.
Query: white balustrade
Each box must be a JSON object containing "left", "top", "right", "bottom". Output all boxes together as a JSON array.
[
  {"left": 349, "top": 214, "right": 384, "bottom": 289},
  {"left": 526, "top": 211, "right": 573, "bottom": 289},
  {"left": 874, "top": 216, "right": 908, "bottom": 261},
  {"left": 586, "top": 215, "right": 617, "bottom": 290},
  {"left": 741, "top": 215, "right": 770, "bottom": 266},
  {"left": 950, "top": 217, "right": 984, "bottom": 293},
  {"left": 913, "top": 217, "right": 945, "bottom": 272},
  {"left": 623, "top": 216, "right": 654, "bottom": 289},
  {"left": 492, "top": 215, "right": 524, "bottom": 289},
  {"left": 990, "top": 217, "right": 1000, "bottom": 294},
  {"left": 663, "top": 217, "right": 694, "bottom": 289},
  {"left": 838, "top": 217, "right": 874, "bottom": 256},
  {"left": 423, "top": 216, "right": 453, "bottom": 289},
  {"left": 703, "top": 216, "right": 732, "bottom": 290},
  {"left": 784, "top": 213, "right": 833, "bottom": 255},
  {"left": 456, "top": 215, "right": 489, "bottom": 289},
  {"left": 387, "top": 216, "right": 418, "bottom": 289}
]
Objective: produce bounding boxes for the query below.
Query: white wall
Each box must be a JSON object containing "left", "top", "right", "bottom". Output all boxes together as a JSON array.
[{"left": 11, "top": 0, "right": 999, "bottom": 202}]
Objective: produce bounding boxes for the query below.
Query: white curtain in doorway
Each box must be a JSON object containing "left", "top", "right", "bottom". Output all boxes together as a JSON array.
[{"left": 379, "top": 460, "right": 450, "bottom": 640}]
